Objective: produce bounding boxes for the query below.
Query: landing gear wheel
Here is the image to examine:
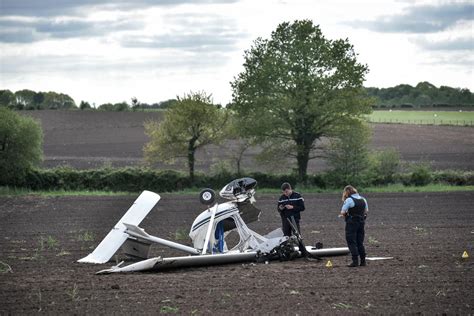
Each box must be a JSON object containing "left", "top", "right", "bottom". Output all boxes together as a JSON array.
[{"left": 199, "top": 188, "right": 216, "bottom": 206}]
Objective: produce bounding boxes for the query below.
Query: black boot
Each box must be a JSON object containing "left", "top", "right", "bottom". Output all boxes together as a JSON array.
[
  {"left": 347, "top": 259, "right": 358, "bottom": 267},
  {"left": 360, "top": 258, "right": 366, "bottom": 266}
]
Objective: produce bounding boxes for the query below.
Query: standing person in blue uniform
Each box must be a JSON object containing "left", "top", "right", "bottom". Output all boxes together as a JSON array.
[
  {"left": 277, "top": 182, "right": 305, "bottom": 237},
  {"left": 339, "top": 185, "right": 368, "bottom": 267}
]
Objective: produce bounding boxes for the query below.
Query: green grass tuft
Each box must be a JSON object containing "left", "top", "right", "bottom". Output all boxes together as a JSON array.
[
  {"left": 77, "top": 231, "right": 94, "bottom": 242},
  {"left": 0, "top": 261, "right": 13, "bottom": 273},
  {"left": 160, "top": 306, "right": 179, "bottom": 314}
]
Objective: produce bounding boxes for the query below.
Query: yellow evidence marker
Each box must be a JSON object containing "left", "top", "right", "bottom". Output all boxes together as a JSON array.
[
  {"left": 326, "top": 260, "right": 333, "bottom": 268},
  {"left": 462, "top": 251, "right": 469, "bottom": 259}
]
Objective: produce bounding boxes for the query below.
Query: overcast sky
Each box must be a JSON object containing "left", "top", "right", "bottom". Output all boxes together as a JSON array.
[{"left": 0, "top": 0, "right": 472, "bottom": 106}]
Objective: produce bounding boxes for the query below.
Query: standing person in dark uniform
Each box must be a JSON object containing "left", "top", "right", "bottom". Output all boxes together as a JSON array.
[
  {"left": 277, "top": 182, "right": 305, "bottom": 237},
  {"left": 339, "top": 185, "right": 368, "bottom": 267}
]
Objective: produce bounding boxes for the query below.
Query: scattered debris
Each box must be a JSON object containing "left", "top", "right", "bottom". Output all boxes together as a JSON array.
[{"left": 365, "top": 257, "right": 394, "bottom": 261}]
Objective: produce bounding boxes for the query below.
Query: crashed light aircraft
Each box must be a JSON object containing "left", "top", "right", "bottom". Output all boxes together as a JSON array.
[{"left": 78, "top": 178, "right": 349, "bottom": 274}]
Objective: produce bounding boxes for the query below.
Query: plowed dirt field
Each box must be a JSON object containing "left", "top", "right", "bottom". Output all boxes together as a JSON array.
[
  {"left": 1, "top": 191, "right": 472, "bottom": 314},
  {"left": 23, "top": 110, "right": 474, "bottom": 171}
]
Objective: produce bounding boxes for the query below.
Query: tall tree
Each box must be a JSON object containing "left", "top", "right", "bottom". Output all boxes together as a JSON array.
[
  {"left": 15, "top": 89, "right": 36, "bottom": 109},
  {"left": 79, "top": 100, "right": 92, "bottom": 110},
  {"left": 0, "top": 108, "right": 43, "bottom": 185},
  {"left": 0, "top": 90, "right": 15, "bottom": 108},
  {"left": 223, "top": 112, "right": 256, "bottom": 175},
  {"left": 231, "top": 20, "right": 372, "bottom": 180},
  {"left": 144, "top": 91, "right": 228, "bottom": 181},
  {"left": 326, "top": 121, "right": 372, "bottom": 187},
  {"left": 131, "top": 97, "right": 140, "bottom": 111}
]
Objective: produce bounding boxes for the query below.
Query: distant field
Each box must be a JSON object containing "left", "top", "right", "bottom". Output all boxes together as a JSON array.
[
  {"left": 22, "top": 110, "right": 474, "bottom": 171},
  {"left": 368, "top": 110, "right": 474, "bottom": 126}
]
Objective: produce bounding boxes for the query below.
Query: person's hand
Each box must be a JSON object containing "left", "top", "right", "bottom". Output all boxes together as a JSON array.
[
  {"left": 285, "top": 205, "right": 294, "bottom": 210},
  {"left": 278, "top": 204, "right": 285, "bottom": 211},
  {"left": 338, "top": 214, "right": 344, "bottom": 218}
]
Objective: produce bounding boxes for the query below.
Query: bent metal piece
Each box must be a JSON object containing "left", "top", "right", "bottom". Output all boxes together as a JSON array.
[
  {"left": 124, "top": 223, "right": 199, "bottom": 255},
  {"left": 96, "top": 247, "right": 350, "bottom": 274}
]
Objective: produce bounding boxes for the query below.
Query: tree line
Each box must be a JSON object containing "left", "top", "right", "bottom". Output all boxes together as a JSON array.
[
  {"left": 0, "top": 89, "right": 180, "bottom": 111},
  {"left": 2, "top": 83, "right": 472, "bottom": 112},
  {"left": 366, "top": 81, "right": 474, "bottom": 108}
]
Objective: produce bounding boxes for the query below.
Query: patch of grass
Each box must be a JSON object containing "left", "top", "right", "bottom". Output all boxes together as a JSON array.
[
  {"left": 368, "top": 110, "right": 474, "bottom": 126},
  {"left": 259, "top": 184, "right": 474, "bottom": 194},
  {"left": 66, "top": 283, "right": 80, "bottom": 302},
  {"left": 160, "top": 306, "right": 179, "bottom": 314},
  {"left": 0, "top": 261, "right": 13, "bottom": 273},
  {"left": 56, "top": 250, "right": 71, "bottom": 256},
  {"left": 20, "top": 235, "right": 59, "bottom": 261},
  {"left": 368, "top": 236, "right": 379, "bottom": 244},
  {"left": 77, "top": 231, "right": 94, "bottom": 242},
  {"left": 1, "top": 184, "right": 472, "bottom": 197},
  {"left": 413, "top": 226, "right": 428, "bottom": 236},
  {"left": 332, "top": 302, "right": 352, "bottom": 309},
  {"left": 29, "top": 289, "right": 42, "bottom": 312},
  {"left": 0, "top": 186, "right": 134, "bottom": 197},
  {"left": 19, "top": 255, "right": 39, "bottom": 261},
  {"left": 363, "top": 302, "right": 374, "bottom": 309},
  {"left": 44, "top": 235, "right": 59, "bottom": 250},
  {"left": 174, "top": 228, "right": 188, "bottom": 241},
  {"left": 361, "top": 184, "right": 474, "bottom": 193}
]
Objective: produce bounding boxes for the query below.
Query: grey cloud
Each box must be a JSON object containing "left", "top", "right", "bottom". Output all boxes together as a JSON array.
[
  {"left": 120, "top": 12, "right": 247, "bottom": 51},
  {"left": 0, "top": 28, "right": 39, "bottom": 43},
  {"left": 0, "top": 18, "right": 144, "bottom": 43},
  {"left": 348, "top": 2, "right": 473, "bottom": 33},
  {"left": 0, "top": 52, "right": 230, "bottom": 75},
  {"left": 421, "top": 53, "right": 473, "bottom": 68},
  {"left": 0, "top": 0, "right": 238, "bottom": 17},
  {"left": 121, "top": 33, "right": 242, "bottom": 51},
  {"left": 36, "top": 19, "right": 143, "bottom": 38},
  {"left": 414, "top": 37, "right": 473, "bottom": 51}
]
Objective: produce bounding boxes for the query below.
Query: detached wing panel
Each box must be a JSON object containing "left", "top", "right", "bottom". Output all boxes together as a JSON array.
[{"left": 78, "top": 190, "right": 161, "bottom": 264}]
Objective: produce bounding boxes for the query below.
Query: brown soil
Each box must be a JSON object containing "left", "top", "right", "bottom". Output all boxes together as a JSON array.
[
  {"left": 1, "top": 191, "right": 473, "bottom": 314},
  {"left": 23, "top": 110, "right": 474, "bottom": 172}
]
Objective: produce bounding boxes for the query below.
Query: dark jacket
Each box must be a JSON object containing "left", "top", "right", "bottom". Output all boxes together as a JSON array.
[{"left": 277, "top": 191, "right": 305, "bottom": 220}]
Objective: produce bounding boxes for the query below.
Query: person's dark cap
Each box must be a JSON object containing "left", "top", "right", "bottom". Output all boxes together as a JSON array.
[{"left": 281, "top": 182, "right": 292, "bottom": 191}]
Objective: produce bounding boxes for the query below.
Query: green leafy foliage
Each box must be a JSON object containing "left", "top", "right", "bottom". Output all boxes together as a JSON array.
[
  {"left": 79, "top": 101, "right": 92, "bottom": 110},
  {"left": 0, "top": 89, "right": 77, "bottom": 110},
  {"left": 231, "top": 20, "right": 373, "bottom": 179},
  {"left": 366, "top": 81, "right": 474, "bottom": 108},
  {"left": 369, "top": 148, "right": 401, "bottom": 184},
  {"left": 408, "top": 163, "right": 432, "bottom": 186},
  {"left": 0, "top": 108, "right": 43, "bottom": 184},
  {"left": 144, "top": 91, "right": 228, "bottom": 180},
  {"left": 97, "top": 102, "right": 129, "bottom": 111},
  {"left": 325, "top": 121, "right": 372, "bottom": 187},
  {"left": 2, "top": 166, "right": 472, "bottom": 193}
]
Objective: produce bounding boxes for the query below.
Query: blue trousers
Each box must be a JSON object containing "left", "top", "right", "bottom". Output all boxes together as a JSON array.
[{"left": 345, "top": 217, "right": 366, "bottom": 262}]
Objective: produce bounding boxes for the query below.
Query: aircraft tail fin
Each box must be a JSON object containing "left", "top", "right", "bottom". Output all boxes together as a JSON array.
[{"left": 77, "top": 190, "right": 161, "bottom": 264}]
